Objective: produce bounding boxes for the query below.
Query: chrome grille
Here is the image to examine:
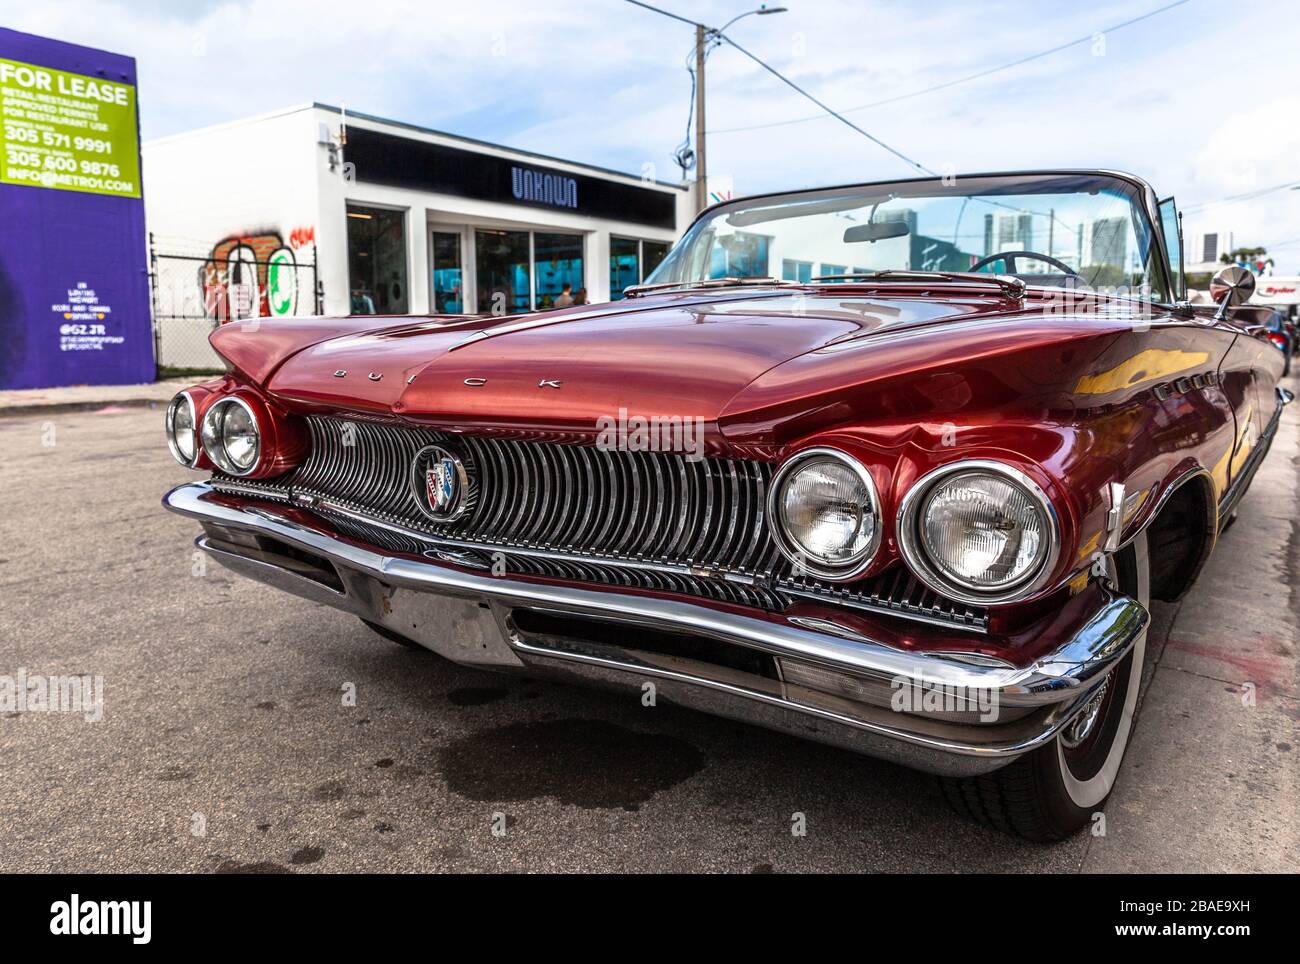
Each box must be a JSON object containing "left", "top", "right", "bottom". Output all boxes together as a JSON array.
[
  {"left": 284, "top": 417, "right": 788, "bottom": 576},
  {"left": 783, "top": 568, "right": 989, "bottom": 631},
  {"left": 294, "top": 505, "right": 787, "bottom": 611},
  {"left": 209, "top": 416, "right": 987, "bottom": 631}
]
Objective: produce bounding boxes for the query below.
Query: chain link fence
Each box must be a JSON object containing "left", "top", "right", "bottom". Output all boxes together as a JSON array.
[{"left": 149, "top": 233, "right": 320, "bottom": 374}]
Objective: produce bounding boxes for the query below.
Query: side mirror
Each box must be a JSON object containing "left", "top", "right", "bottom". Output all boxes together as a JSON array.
[{"left": 1210, "top": 265, "right": 1255, "bottom": 320}]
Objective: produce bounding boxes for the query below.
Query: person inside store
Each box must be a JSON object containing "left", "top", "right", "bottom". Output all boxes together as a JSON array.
[{"left": 350, "top": 288, "right": 376, "bottom": 314}]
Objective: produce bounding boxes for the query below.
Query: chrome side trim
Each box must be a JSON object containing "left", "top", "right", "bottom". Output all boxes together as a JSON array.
[
  {"left": 165, "top": 482, "right": 1146, "bottom": 709},
  {"left": 1103, "top": 482, "right": 1126, "bottom": 553}
]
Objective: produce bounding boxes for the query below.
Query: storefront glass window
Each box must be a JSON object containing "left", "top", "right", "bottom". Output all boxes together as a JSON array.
[
  {"left": 431, "top": 231, "right": 463, "bottom": 313},
  {"left": 609, "top": 238, "right": 672, "bottom": 301},
  {"left": 609, "top": 237, "right": 639, "bottom": 300},
  {"left": 534, "top": 233, "right": 585, "bottom": 308},
  {"left": 476, "top": 229, "right": 531, "bottom": 315},
  {"left": 347, "top": 205, "right": 408, "bottom": 314}
]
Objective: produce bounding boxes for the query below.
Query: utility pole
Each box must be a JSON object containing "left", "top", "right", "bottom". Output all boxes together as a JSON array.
[
  {"left": 625, "top": 3, "right": 788, "bottom": 214},
  {"left": 695, "top": 23, "right": 708, "bottom": 214}
]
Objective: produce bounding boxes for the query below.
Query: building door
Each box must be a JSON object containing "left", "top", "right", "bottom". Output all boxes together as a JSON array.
[
  {"left": 474, "top": 228, "right": 532, "bottom": 315},
  {"left": 346, "top": 204, "right": 409, "bottom": 314},
  {"left": 430, "top": 228, "right": 466, "bottom": 314},
  {"left": 533, "top": 232, "right": 584, "bottom": 309}
]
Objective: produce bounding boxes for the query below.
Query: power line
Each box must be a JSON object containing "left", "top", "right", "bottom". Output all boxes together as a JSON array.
[
  {"left": 624, "top": 0, "right": 699, "bottom": 28},
  {"left": 625, "top": 1, "right": 935, "bottom": 177},
  {"left": 710, "top": 0, "right": 1193, "bottom": 135},
  {"left": 1181, "top": 180, "right": 1300, "bottom": 215},
  {"left": 718, "top": 34, "right": 935, "bottom": 175}
]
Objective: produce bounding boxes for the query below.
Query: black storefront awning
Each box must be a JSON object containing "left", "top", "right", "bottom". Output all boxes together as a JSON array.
[{"left": 344, "top": 127, "right": 677, "bottom": 231}]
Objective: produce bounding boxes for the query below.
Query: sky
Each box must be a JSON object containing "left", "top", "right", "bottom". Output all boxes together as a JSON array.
[{"left": 3, "top": 0, "right": 1299, "bottom": 269}]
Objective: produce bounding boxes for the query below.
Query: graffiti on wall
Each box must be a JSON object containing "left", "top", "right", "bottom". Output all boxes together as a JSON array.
[{"left": 200, "top": 226, "right": 316, "bottom": 322}]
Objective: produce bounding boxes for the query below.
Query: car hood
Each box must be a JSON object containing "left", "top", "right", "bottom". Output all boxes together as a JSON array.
[{"left": 252, "top": 290, "right": 1013, "bottom": 430}]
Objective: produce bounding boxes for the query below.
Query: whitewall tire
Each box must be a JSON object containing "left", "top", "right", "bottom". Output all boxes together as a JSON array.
[{"left": 941, "top": 530, "right": 1150, "bottom": 841}]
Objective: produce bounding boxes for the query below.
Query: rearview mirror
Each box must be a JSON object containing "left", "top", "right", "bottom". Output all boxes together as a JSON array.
[
  {"left": 844, "top": 221, "right": 910, "bottom": 243},
  {"left": 1211, "top": 265, "right": 1255, "bottom": 320}
]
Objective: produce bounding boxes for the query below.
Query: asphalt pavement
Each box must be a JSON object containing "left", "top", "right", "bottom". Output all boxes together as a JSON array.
[{"left": 0, "top": 387, "right": 1295, "bottom": 872}]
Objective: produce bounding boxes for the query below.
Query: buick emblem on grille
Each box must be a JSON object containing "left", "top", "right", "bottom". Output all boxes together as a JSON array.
[
  {"left": 409, "top": 444, "right": 473, "bottom": 522},
  {"left": 428, "top": 458, "right": 456, "bottom": 511}
]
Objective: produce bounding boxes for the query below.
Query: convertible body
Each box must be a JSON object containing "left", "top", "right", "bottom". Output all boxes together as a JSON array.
[{"left": 163, "top": 171, "right": 1288, "bottom": 838}]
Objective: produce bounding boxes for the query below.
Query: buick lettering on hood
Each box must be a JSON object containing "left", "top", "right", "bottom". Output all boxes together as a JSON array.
[{"left": 162, "top": 171, "right": 1288, "bottom": 840}]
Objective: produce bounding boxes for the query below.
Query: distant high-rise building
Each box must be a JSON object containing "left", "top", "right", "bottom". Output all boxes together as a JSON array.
[
  {"left": 1090, "top": 217, "right": 1127, "bottom": 268},
  {"left": 994, "top": 213, "right": 1034, "bottom": 253}
]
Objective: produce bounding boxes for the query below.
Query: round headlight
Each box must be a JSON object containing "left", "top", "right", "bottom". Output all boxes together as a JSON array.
[
  {"left": 898, "top": 461, "right": 1059, "bottom": 603},
  {"left": 165, "top": 392, "right": 198, "bottom": 467},
  {"left": 201, "top": 397, "right": 261, "bottom": 476},
  {"left": 769, "top": 448, "right": 881, "bottom": 579}
]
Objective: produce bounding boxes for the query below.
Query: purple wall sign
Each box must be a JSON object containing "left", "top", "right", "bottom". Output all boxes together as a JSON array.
[{"left": 0, "top": 28, "right": 153, "bottom": 390}]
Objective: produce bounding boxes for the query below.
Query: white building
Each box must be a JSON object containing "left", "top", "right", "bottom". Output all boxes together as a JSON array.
[
  {"left": 143, "top": 103, "right": 691, "bottom": 367},
  {"left": 1181, "top": 224, "right": 1235, "bottom": 274}
]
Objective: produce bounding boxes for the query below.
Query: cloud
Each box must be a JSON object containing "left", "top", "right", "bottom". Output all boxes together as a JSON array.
[
  {"left": 4, "top": 0, "right": 1298, "bottom": 267},
  {"left": 1186, "top": 92, "right": 1300, "bottom": 257}
]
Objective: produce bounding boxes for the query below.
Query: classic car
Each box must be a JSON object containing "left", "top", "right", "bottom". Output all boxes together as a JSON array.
[{"left": 162, "top": 170, "right": 1289, "bottom": 841}]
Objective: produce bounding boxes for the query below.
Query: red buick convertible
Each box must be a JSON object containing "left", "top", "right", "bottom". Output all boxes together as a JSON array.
[{"left": 163, "top": 171, "right": 1288, "bottom": 840}]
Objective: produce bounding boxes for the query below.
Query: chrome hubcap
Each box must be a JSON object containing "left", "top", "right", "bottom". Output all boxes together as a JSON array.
[{"left": 1061, "top": 677, "right": 1109, "bottom": 749}]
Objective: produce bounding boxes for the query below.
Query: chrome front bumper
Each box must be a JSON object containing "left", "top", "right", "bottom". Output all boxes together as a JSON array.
[{"left": 164, "top": 482, "right": 1149, "bottom": 777}]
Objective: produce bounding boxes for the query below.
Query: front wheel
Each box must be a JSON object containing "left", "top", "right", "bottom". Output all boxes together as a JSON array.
[{"left": 940, "top": 530, "right": 1149, "bottom": 841}]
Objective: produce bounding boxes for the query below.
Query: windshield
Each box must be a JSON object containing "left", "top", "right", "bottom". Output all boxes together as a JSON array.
[{"left": 646, "top": 173, "right": 1167, "bottom": 301}]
